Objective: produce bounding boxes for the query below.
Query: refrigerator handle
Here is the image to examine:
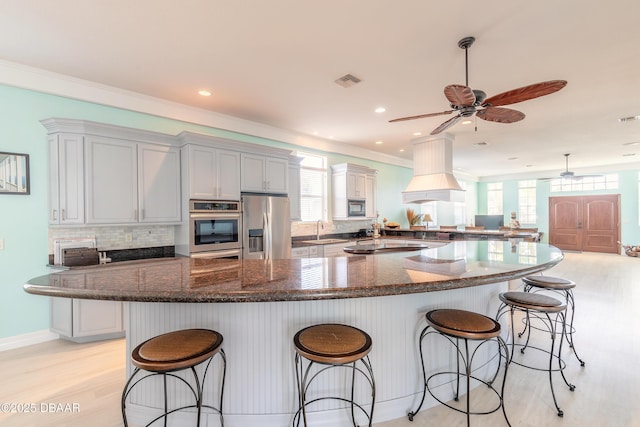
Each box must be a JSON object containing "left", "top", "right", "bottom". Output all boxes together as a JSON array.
[{"left": 263, "top": 212, "right": 271, "bottom": 260}]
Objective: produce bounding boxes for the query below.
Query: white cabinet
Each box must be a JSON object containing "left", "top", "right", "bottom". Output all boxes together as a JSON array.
[
  {"left": 185, "top": 145, "right": 240, "bottom": 200},
  {"left": 347, "top": 172, "right": 366, "bottom": 199},
  {"left": 365, "top": 174, "right": 376, "bottom": 218},
  {"left": 241, "top": 153, "right": 288, "bottom": 194},
  {"left": 331, "top": 163, "right": 377, "bottom": 220},
  {"left": 138, "top": 143, "right": 181, "bottom": 222},
  {"left": 85, "top": 136, "right": 180, "bottom": 224},
  {"left": 291, "top": 246, "right": 310, "bottom": 258},
  {"left": 51, "top": 298, "right": 124, "bottom": 343},
  {"left": 85, "top": 136, "right": 138, "bottom": 224},
  {"left": 48, "top": 133, "right": 84, "bottom": 225},
  {"left": 288, "top": 156, "right": 302, "bottom": 221}
]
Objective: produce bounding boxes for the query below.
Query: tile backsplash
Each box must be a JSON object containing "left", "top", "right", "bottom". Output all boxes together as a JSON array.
[
  {"left": 48, "top": 225, "right": 174, "bottom": 253},
  {"left": 291, "top": 219, "right": 373, "bottom": 237}
]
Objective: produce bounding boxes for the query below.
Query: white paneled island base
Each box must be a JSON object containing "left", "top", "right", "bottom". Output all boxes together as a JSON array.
[{"left": 124, "top": 281, "right": 508, "bottom": 427}]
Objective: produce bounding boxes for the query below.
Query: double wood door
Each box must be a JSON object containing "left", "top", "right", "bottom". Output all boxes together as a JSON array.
[{"left": 549, "top": 194, "right": 620, "bottom": 253}]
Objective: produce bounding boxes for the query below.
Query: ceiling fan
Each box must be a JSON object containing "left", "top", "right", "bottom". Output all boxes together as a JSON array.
[
  {"left": 539, "top": 153, "right": 603, "bottom": 181},
  {"left": 389, "top": 36, "right": 567, "bottom": 135}
]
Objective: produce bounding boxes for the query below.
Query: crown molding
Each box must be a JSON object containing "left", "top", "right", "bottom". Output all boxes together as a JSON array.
[{"left": 0, "top": 60, "right": 411, "bottom": 168}]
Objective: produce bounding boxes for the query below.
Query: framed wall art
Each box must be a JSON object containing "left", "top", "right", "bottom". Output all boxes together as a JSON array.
[{"left": 0, "top": 151, "right": 30, "bottom": 195}]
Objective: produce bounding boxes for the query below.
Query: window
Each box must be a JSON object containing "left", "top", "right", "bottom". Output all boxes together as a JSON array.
[
  {"left": 487, "top": 183, "right": 503, "bottom": 215},
  {"left": 518, "top": 180, "right": 537, "bottom": 224},
  {"left": 298, "top": 152, "right": 327, "bottom": 221},
  {"left": 550, "top": 174, "right": 618, "bottom": 192}
]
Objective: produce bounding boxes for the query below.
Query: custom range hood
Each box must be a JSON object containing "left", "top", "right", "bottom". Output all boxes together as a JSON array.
[{"left": 402, "top": 133, "right": 465, "bottom": 204}]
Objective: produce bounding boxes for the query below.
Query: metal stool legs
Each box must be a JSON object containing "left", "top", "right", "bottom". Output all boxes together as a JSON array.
[
  {"left": 523, "top": 284, "right": 585, "bottom": 366},
  {"left": 293, "top": 353, "right": 375, "bottom": 427},
  {"left": 122, "top": 349, "right": 226, "bottom": 427},
  {"left": 497, "top": 301, "right": 574, "bottom": 417},
  {"left": 408, "top": 324, "right": 511, "bottom": 426}
]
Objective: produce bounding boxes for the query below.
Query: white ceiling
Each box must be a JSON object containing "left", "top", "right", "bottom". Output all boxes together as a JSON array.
[{"left": 2, "top": 1, "right": 640, "bottom": 179}]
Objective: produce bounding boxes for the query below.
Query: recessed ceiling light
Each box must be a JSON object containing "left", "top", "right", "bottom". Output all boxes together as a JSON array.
[
  {"left": 473, "top": 142, "right": 488, "bottom": 146},
  {"left": 508, "top": 157, "right": 519, "bottom": 161},
  {"left": 461, "top": 120, "right": 473, "bottom": 125},
  {"left": 375, "top": 141, "right": 383, "bottom": 145},
  {"left": 413, "top": 132, "right": 422, "bottom": 136},
  {"left": 375, "top": 107, "right": 386, "bottom": 114},
  {"left": 198, "top": 90, "right": 211, "bottom": 97},
  {"left": 618, "top": 115, "right": 640, "bottom": 123},
  {"left": 623, "top": 153, "right": 636, "bottom": 157},
  {"left": 623, "top": 141, "right": 640, "bottom": 146},
  {"left": 399, "top": 149, "right": 405, "bottom": 152}
]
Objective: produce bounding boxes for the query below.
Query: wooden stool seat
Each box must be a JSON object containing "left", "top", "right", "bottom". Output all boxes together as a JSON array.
[
  {"left": 293, "top": 323, "right": 375, "bottom": 426},
  {"left": 500, "top": 291, "right": 566, "bottom": 312},
  {"left": 523, "top": 275, "right": 576, "bottom": 290},
  {"left": 122, "top": 328, "right": 226, "bottom": 427},
  {"left": 133, "top": 329, "right": 223, "bottom": 372},
  {"left": 294, "top": 323, "right": 372, "bottom": 364},
  {"left": 426, "top": 309, "right": 501, "bottom": 340}
]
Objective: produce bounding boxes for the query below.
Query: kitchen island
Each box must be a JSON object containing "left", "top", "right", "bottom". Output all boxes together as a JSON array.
[{"left": 25, "top": 241, "right": 563, "bottom": 426}]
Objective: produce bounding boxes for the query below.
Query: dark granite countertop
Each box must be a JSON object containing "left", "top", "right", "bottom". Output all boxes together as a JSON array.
[{"left": 25, "top": 241, "right": 563, "bottom": 303}]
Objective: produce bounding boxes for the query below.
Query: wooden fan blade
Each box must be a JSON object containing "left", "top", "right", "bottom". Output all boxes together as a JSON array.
[
  {"left": 477, "top": 107, "right": 525, "bottom": 123},
  {"left": 444, "top": 84, "right": 476, "bottom": 107},
  {"left": 389, "top": 110, "right": 454, "bottom": 123},
  {"left": 482, "top": 80, "right": 567, "bottom": 107},
  {"left": 430, "top": 115, "right": 462, "bottom": 135}
]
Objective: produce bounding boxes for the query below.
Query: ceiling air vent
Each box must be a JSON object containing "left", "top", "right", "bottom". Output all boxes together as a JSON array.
[{"left": 334, "top": 74, "right": 362, "bottom": 88}]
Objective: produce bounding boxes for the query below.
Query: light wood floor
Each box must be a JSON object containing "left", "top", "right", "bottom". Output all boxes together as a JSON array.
[{"left": 1, "top": 252, "right": 639, "bottom": 426}]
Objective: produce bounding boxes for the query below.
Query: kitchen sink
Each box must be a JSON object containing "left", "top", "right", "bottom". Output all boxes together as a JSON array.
[{"left": 299, "top": 238, "right": 349, "bottom": 245}]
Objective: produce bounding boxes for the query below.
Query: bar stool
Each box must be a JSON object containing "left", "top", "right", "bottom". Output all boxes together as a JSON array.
[
  {"left": 496, "top": 292, "right": 574, "bottom": 417},
  {"left": 121, "top": 328, "right": 226, "bottom": 427},
  {"left": 293, "top": 323, "right": 375, "bottom": 426},
  {"left": 522, "top": 275, "right": 585, "bottom": 366},
  {"left": 408, "top": 309, "right": 511, "bottom": 426}
]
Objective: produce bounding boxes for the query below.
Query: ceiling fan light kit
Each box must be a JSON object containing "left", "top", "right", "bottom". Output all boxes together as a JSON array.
[{"left": 390, "top": 36, "right": 567, "bottom": 135}]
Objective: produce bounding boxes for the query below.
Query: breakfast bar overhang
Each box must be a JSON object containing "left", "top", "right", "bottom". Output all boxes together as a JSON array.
[{"left": 24, "top": 241, "right": 563, "bottom": 426}]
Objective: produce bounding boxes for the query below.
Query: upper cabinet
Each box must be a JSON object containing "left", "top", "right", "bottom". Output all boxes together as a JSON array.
[
  {"left": 183, "top": 144, "right": 240, "bottom": 201},
  {"left": 48, "top": 133, "right": 84, "bottom": 225},
  {"left": 331, "top": 163, "right": 377, "bottom": 220},
  {"left": 137, "top": 143, "right": 181, "bottom": 223},
  {"left": 241, "top": 153, "right": 288, "bottom": 194},
  {"left": 85, "top": 137, "right": 181, "bottom": 224},
  {"left": 85, "top": 136, "right": 138, "bottom": 224},
  {"left": 43, "top": 119, "right": 181, "bottom": 226}
]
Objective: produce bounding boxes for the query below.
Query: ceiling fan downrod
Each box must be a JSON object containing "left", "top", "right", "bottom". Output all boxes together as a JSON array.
[{"left": 458, "top": 36, "right": 475, "bottom": 87}]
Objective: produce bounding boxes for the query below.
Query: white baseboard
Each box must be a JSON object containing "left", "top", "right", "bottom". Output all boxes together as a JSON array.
[{"left": 0, "top": 329, "right": 59, "bottom": 352}]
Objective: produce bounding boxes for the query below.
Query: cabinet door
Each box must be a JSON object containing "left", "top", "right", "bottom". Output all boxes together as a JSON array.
[
  {"left": 241, "top": 153, "right": 266, "bottom": 192},
  {"left": 49, "top": 134, "right": 84, "bottom": 225},
  {"left": 72, "top": 299, "right": 123, "bottom": 338},
  {"left": 365, "top": 174, "right": 376, "bottom": 218},
  {"left": 347, "top": 172, "right": 365, "bottom": 199},
  {"left": 85, "top": 136, "right": 138, "bottom": 223},
  {"left": 189, "top": 145, "right": 218, "bottom": 199},
  {"left": 217, "top": 149, "right": 241, "bottom": 200},
  {"left": 265, "top": 157, "right": 288, "bottom": 193},
  {"left": 138, "top": 143, "right": 181, "bottom": 223}
]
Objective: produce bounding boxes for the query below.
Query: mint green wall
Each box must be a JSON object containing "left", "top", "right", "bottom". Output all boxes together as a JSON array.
[
  {"left": 478, "top": 173, "right": 640, "bottom": 245},
  {"left": 0, "top": 84, "right": 414, "bottom": 339}
]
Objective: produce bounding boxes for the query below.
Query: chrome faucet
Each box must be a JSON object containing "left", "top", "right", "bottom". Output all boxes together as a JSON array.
[{"left": 316, "top": 220, "right": 324, "bottom": 240}]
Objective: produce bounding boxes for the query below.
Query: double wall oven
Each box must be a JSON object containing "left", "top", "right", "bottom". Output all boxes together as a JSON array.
[{"left": 189, "top": 200, "right": 242, "bottom": 259}]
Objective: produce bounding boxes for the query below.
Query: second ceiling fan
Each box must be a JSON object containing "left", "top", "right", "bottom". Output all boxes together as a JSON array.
[{"left": 389, "top": 36, "right": 567, "bottom": 135}]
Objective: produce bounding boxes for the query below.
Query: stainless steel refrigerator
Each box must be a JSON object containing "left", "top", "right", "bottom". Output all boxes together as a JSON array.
[{"left": 242, "top": 194, "right": 291, "bottom": 259}]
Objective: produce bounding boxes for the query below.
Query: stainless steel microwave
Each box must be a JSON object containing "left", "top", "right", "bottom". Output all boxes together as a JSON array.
[{"left": 347, "top": 199, "right": 366, "bottom": 217}]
